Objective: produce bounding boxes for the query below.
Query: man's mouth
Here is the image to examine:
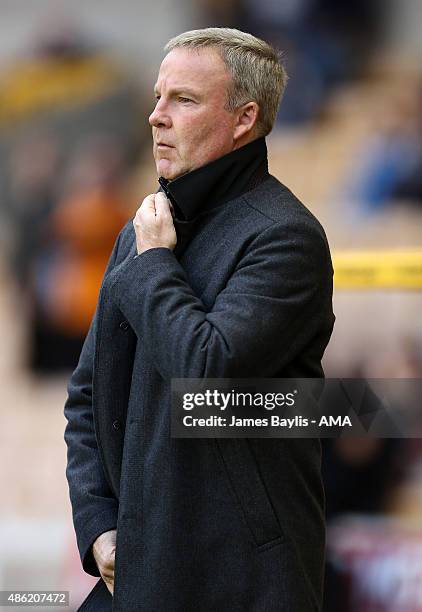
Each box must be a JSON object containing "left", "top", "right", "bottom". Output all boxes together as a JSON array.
[{"left": 156, "top": 142, "right": 173, "bottom": 148}]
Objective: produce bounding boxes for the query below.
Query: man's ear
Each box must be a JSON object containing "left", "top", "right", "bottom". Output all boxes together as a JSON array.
[{"left": 233, "top": 102, "right": 259, "bottom": 143}]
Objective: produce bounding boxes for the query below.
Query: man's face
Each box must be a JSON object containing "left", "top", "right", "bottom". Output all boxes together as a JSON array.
[{"left": 149, "top": 47, "right": 238, "bottom": 180}]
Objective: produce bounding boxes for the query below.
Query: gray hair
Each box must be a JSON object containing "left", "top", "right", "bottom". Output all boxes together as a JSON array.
[{"left": 164, "top": 28, "right": 287, "bottom": 138}]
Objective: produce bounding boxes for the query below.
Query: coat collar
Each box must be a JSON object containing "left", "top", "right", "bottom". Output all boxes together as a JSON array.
[{"left": 157, "top": 137, "right": 269, "bottom": 221}]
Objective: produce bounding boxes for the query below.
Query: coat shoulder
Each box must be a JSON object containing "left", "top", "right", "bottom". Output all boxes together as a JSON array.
[{"left": 243, "top": 174, "right": 327, "bottom": 238}]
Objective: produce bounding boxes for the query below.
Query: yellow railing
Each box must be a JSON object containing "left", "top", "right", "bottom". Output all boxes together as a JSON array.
[{"left": 333, "top": 250, "right": 422, "bottom": 289}]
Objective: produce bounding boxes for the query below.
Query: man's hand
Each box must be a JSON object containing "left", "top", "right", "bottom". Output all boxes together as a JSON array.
[
  {"left": 92, "top": 529, "right": 116, "bottom": 595},
  {"left": 133, "top": 192, "right": 177, "bottom": 256}
]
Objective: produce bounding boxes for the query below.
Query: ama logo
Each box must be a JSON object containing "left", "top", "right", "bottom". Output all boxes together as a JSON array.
[{"left": 319, "top": 415, "right": 352, "bottom": 427}]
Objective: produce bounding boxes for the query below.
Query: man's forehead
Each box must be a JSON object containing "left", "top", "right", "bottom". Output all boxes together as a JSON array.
[{"left": 155, "top": 47, "right": 229, "bottom": 88}]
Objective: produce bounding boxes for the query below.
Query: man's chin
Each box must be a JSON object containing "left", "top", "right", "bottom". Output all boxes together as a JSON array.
[
  {"left": 157, "top": 160, "right": 175, "bottom": 180},
  {"left": 157, "top": 162, "right": 186, "bottom": 181}
]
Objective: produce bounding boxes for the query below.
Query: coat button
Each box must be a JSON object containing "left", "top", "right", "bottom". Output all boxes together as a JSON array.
[
  {"left": 119, "top": 320, "right": 129, "bottom": 331},
  {"left": 112, "top": 419, "right": 121, "bottom": 431}
]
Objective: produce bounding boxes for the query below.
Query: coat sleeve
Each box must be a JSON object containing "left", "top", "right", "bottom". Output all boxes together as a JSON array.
[
  {"left": 108, "top": 220, "right": 333, "bottom": 379},
  {"left": 64, "top": 229, "right": 124, "bottom": 577}
]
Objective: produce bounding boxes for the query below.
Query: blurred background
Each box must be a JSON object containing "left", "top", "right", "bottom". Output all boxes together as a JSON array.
[{"left": 0, "top": 0, "right": 421, "bottom": 610}]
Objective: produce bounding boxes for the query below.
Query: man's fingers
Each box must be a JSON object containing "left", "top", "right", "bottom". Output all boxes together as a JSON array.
[
  {"left": 102, "top": 566, "right": 114, "bottom": 578},
  {"left": 103, "top": 575, "right": 114, "bottom": 595},
  {"left": 142, "top": 193, "right": 156, "bottom": 212},
  {"left": 101, "top": 550, "right": 116, "bottom": 570},
  {"left": 154, "top": 192, "right": 173, "bottom": 218},
  {"left": 91, "top": 530, "right": 116, "bottom": 594},
  {"left": 100, "top": 552, "right": 114, "bottom": 586},
  {"left": 101, "top": 558, "right": 115, "bottom": 573},
  {"left": 133, "top": 190, "right": 177, "bottom": 253},
  {"left": 134, "top": 194, "right": 156, "bottom": 221},
  {"left": 97, "top": 548, "right": 115, "bottom": 577}
]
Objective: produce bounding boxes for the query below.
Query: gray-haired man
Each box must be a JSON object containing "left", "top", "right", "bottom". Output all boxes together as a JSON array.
[{"left": 65, "top": 28, "right": 334, "bottom": 611}]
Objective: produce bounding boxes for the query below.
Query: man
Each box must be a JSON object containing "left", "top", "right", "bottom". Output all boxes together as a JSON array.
[{"left": 64, "top": 28, "right": 335, "bottom": 611}]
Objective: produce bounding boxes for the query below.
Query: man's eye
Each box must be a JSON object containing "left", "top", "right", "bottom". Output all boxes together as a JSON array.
[
  {"left": 178, "top": 97, "right": 192, "bottom": 103},
  {"left": 155, "top": 95, "right": 161, "bottom": 101}
]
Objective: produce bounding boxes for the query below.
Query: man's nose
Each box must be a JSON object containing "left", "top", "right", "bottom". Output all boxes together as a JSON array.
[{"left": 149, "top": 99, "right": 171, "bottom": 128}]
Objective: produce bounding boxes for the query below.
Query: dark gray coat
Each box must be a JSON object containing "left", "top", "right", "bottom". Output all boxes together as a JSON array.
[{"left": 64, "top": 138, "right": 335, "bottom": 611}]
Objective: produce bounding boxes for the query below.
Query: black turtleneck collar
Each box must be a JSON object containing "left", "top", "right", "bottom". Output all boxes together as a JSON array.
[{"left": 158, "top": 137, "right": 269, "bottom": 222}]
